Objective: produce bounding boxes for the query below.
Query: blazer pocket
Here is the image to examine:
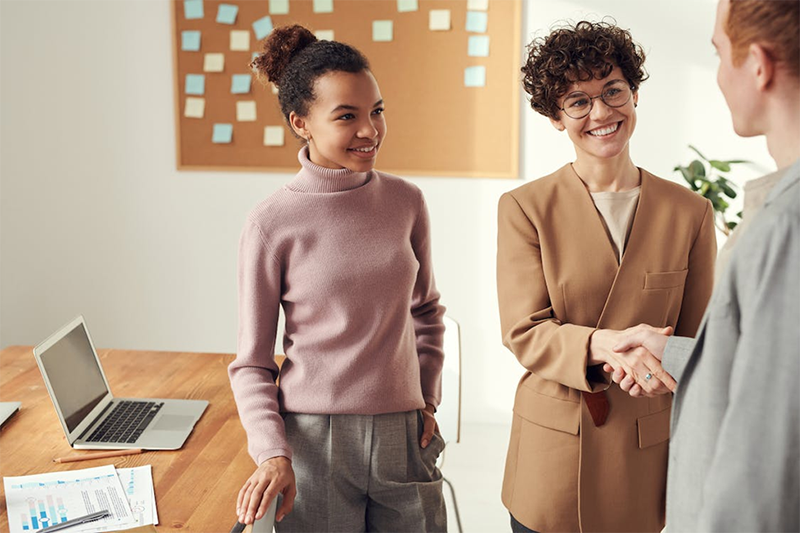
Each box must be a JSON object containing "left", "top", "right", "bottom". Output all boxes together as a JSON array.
[
  {"left": 644, "top": 269, "right": 688, "bottom": 290},
  {"left": 637, "top": 407, "right": 671, "bottom": 449},
  {"left": 514, "top": 382, "right": 580, "bottom": 436}
]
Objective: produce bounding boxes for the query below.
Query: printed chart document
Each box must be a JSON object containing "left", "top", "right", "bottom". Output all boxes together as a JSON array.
[
  {"left": 115, "top": 466, "right": 158, "bottom": 527},
  {"left": 4, "top": 465, "right": 136, "bottom": 533}
]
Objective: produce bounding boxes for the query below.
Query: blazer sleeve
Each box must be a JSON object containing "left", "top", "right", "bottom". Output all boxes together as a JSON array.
[
  {"left": 696, "top": 212, "right": 800, "bottom": 532},
  {"left": 497, "top": 192, "right": 606, "bottom": 392},
  {"left": 675, "top": 199, "right": 716, "bottom": 337},
  {"left": 228, "top": 220, "right": 292, "bottom": 465}
]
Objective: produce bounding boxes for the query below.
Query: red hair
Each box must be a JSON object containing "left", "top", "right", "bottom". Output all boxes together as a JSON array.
[{"left": 726, "top": 0, "right": 799, "bottom": 78}]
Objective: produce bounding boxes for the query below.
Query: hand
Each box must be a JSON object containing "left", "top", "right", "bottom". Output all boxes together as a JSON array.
[
  {"left": 601, "top": 324, "right": 676, "bottom": 397},
  {"left": 236, "top": 456, "right": 296, "bottom": 525},
  {"left": 420, "top": 403, "right": 439, "bottom": 448}
]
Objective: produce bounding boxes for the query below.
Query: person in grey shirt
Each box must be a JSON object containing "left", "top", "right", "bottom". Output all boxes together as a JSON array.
[{"left": 604, "top": 0, "right": 800, "bottom": 531}]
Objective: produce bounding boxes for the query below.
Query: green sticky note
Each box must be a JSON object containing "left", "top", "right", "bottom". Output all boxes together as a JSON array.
[
  {"left": 468, "top": 35, "right": 490, "bottom": 57},
  {"left": 253, "top": 16, "right": 273, "bottom": 40},
  {"left": 212, "top": 124, "right": 233, "bottom": 144},
  {"left": 181, "top": 30, "right": 201, "bottom": 51},
  {"left": 231, "top": 74, "right": 252, "bottom": 94},
  {"left": 184, "top": 0, "right": 203, "bottom": 19},
  {"left": 313, "top": 0, "right": 333, "bottom": 13},
  {"left": 185, "top": 74, "right": 205, "bottom": 95},
  {"left": 217, "top": 4, "right": 238, "bottom": 24},
  {"left": 372, "top": 20, "right": 393, "bottom": 42},
  {"left": 269, "top": 0, "right": 289, "bottom": 15},
  {"left": 465, "top": 11, "right": 488, "bottom": 33},
  {"left": 464, "top": 66, "right": 486, "bottom": 87}
]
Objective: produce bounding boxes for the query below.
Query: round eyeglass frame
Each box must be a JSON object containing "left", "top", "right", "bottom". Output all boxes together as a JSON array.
[{"left": 559, "top": 80, "right": 636, "bottom": 119}]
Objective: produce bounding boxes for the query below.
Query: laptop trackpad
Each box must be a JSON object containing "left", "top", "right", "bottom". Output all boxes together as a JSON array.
[{"left": 153, "top": 414, "right": 195, "bottom": 431}]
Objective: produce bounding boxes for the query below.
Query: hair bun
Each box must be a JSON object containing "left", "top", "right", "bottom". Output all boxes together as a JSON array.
[{"left": 251, "top": 25, "right": 317, "bottom": 85}]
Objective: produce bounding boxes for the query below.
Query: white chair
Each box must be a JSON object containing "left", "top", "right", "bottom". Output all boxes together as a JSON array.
[{"left": 437, "top": 315, "right": 463, "bottom": 533}]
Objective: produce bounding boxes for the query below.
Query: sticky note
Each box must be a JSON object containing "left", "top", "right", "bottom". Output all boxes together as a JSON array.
[
  {"left": 252, "top": 51, "right": 260, "bottom": 62},
  {"left": 181, "top": 30, "right": 201, "bottom": 51},
  {"left": 184, "top": 0, "right": 203, "bottom": 19},
  {"left": 213, "top": 123, "right": 233, "bottom": 143},
  {"left": 264, "top": 126, "right": 285, "bottom": 146},
  {"left": 204, "top": 53, "right": 225, "bottom": 72},
  {"left": 468, "top": 35, "right": 490, "bottom": 56},
  {"left": 236, "top": 101, "right": 257, "bottom": 122},
  {"left": 397, "top": 0, "right": 418, "bottom": 12},
  {"left": 185, "top": 74, "right": 205, "bottom": 95},
  {"left": 231, "top": 74, "right": 252, "bottom": 94},
  {"left": 464, "top": 66, "right": 486, "bottom": 87},
  {"left": 313, "top": 0, "right": 333, "bottom": 13},
  {"left": 253, "top": 16, "right": 273, "bottom": 40},
  {"left": 467, "top": 0, "right": 489, "bottom": 10},
  {"left": 217, "top": 4, "right": 238, "bottom": 24},
  {"left": 230, "top": 30, "right": 250, "bottom": 51},
  {"left": 269, "top": 0, "right": 289, "bottom": 15},
  {"left": 185, "top": 97, "right": 205, "bottom": 118},
  {"left": 315, "top": 29, "right": 334, "bottom": 41},
  {"left": 271, "top": 83, "right": 279, "bottom": 94},
  {"left": 466, "top": 11, "right": 488, "bottom": 32},
  {"left": 372, "top": 20, "right": 393, "bottom": 42},
  {"left": 429, "top": 10, "right": 450, "bottom": 31}
]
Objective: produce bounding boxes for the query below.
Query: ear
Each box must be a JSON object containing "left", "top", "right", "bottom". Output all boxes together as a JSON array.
[
  {"left": 633, "top": 90, "right": 639, "bottom": 107},
  {"left": 289, "top": 111, "right": 309, "bottom": 140},
  {"left": 748, "top": 42, "right": 775, "bottom": 91},
  {"left": 549, "top": 116, "right": 566, "bottom": 132}
]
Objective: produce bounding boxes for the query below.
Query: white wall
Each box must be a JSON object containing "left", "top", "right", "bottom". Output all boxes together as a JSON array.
[{"left": 0, "top": 0, "right": 774, "bottom": 424}]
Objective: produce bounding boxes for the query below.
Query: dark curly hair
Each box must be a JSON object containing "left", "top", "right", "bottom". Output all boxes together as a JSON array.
[
  {"left": 250, "top": 24, "right": 370, "bottom": 125},
  {"left": 521, "top": 20, "right": 648, "bottom": 120}
]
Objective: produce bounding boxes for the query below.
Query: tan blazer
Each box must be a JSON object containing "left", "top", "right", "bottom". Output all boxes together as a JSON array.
[{"left": 497, "top": 164, "right": 716, "bottom": 533}]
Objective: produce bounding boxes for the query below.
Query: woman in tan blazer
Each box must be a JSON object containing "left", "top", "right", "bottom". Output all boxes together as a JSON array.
[{"left": 497, "top": 21, "right": 716, "bottom": 532}]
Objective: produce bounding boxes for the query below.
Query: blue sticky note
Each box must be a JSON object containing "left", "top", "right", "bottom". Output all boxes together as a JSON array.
[
  {"left": 217, "top": 4, "right": 238, "bottom": 24},
  {"left": 181, "top": 30, "right": 201, "bottom": 51},
  {"left": 253, "top": 16, "right": 273, "bottom": 40},
  {"left": 465, "top": 11, "right": 488, "bottom": 33},
  {"left": 464, "top": 66, "right": 486, "bottom": 87},
  {"left": 252, "top": 52, "right": 259, "bottom": 62},
  {"left": 212, "top": 124, "right": 233, "bottom": 144},
  {"left": 184, "top": 0, "right": 203, "bottom": 19},
  {"left": 185, "top": 74, "right": 205, "bottom": 95},
  {"left": 468, "top": 35, "right": 490, "bottom": 57},
  {"left": 231, "top": 74, "right": 252, "bottom": 94}
]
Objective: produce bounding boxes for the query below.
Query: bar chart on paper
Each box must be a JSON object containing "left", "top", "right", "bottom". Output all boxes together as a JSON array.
[{"left": 3, "top": 465, "right": 135, "bottom": 533}]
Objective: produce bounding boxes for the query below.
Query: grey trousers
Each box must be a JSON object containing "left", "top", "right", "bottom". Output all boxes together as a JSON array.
[{"left": 276, "top": 410, "right": 447, "bottom": 533}]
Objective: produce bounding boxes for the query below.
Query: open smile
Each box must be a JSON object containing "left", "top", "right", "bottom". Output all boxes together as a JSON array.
[
  {"left": 348, "top": 144, "right": 379, "bottom": 158},
  {"left": 586, "top": 121, "right": 621, "bottom": 138}
]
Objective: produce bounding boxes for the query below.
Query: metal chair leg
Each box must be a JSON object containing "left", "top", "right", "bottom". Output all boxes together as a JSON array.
[{"left": 443, "top": 476, "right": 463, "bottom": 533}]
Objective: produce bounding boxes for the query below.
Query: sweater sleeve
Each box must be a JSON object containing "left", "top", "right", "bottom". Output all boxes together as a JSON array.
[
  {"left": 675, "top": 199, "right": 716, "bottom": 337},
  {"left": 410, "top": 192, "right": 446, "bottom": 408},
  {"left": 497, "top": 192, "right": 605, "bottom": 392},
  {"left": 228, "top": 219, "right": 291, "bottom": 465}
]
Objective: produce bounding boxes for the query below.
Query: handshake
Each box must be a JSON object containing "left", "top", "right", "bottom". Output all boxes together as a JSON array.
[{"left": 591, "top": 324, "right": 677, "bottom": 398}]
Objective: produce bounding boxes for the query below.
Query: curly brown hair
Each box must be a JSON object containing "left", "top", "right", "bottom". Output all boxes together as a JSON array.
[
  {"left": 250, "top": 24, "right": 370, "bottom": 123},
  {"left": 521, "top": 20, "right": 648, "bottom": 120}
]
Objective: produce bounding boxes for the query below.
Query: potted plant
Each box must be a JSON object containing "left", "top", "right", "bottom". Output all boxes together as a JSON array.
[{"left": 674, "top": 145, "right": 750, "bottom": 236}]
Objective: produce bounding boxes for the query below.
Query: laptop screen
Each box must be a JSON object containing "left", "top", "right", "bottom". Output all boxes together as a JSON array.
[{"left": 39, "top": 322, "right": 109, "bottom": 432}]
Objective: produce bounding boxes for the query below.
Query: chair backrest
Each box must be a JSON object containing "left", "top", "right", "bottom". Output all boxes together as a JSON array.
[{"left": 437, "top": 315, "right": 461, "bottom": 444}]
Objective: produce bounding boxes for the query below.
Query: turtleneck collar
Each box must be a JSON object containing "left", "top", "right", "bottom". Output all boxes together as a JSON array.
[{"left": 286, "top": 146, "right": 373, "bottom": 194}]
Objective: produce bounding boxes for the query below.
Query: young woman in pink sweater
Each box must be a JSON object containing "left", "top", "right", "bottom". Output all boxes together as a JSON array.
[{"left": 228, "top": 24, "right": 447, "bottom": 532}]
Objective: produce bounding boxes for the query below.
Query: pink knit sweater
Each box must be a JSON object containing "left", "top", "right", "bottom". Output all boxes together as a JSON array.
[{"left": 229, "top": 147, "right": 446, "bottom": 465}]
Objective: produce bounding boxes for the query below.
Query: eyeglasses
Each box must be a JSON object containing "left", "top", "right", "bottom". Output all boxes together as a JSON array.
[{"left": 559, "top": 79, "right": 635, "bottom": 119}]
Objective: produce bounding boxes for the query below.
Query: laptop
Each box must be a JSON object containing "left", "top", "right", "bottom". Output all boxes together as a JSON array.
[
  {"left": 33, "top": 315, "right": 208, "bottom": 450},
  {"left": 0, "top": 402, "right": 21, "bottom": 427}
]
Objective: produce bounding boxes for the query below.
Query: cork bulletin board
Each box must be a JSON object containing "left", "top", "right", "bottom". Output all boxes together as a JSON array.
[{"left": 172, "top": 0, "right": 521, "bottom": 178}]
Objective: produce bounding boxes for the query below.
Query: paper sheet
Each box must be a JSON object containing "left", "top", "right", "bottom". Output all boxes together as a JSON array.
[
  {"left": 467, "top": 0, "right": 489, "bottom": 11},
  {"left": 429, "top": 9, "right": 451, "bottom": 31},
  {"left": 236, "top": 101, "right": 257, "bottom": 122},
  {"left": 203, "top": 53, "right": 225, "bottom": 72},
  {"left": 465, "top": 11, "right": 488, "bottom": 33},
  {"left": 372, "top": 20, "right": 393, "bottom": 42},
  {"left": 263, "top": 126, "right": 285, "bottom": 146},
  {"left": 252, "top": 16, "right": 274, "bottom": 40},
  {"left": 397, "top": 0, "right": 418, "bottom": 12},
  {"left": 115, "top": 466, "right": 157, "bottom": 528},
  {"left": 230, "top": 30, "right": 250, "bottom": 51},
  {"left": 313, "top": 0, "right": 333, "bottom": 13},
  {"left": 468, "top": 35, "right": 490, "bottom": 57},
  {"left": 4, "top": 465, "right": 136, "bottom": 533},
  {"left": 185, "top": 97, "right": 205, "bottom": 118},
  {"left": 269, "top": 0, "right": 289, "bottom": 15},
  {"left": 464, "top": 66, "right": 486, "bottom": 87},
  {"left": 315, "top": 29, "right": 334, "bottom": 41}
]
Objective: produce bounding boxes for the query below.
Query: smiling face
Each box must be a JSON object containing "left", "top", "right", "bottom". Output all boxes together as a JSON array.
[
  {"left": 289, "top": 69, "right": 386, "bottom": 172},
  {"left": 550, "top": 66, "right": 638, "bottom": 163}
]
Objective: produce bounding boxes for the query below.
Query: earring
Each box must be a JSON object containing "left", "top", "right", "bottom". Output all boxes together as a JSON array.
[{"left": 634, "top": 103, "right": 638, "bottom": 108}]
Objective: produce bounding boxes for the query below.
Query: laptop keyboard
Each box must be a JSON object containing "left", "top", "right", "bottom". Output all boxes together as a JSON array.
[{"left": 87, "top": 401, "right": 163, "bottom": 444}]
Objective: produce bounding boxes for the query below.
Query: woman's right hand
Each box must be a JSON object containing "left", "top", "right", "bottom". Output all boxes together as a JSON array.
[{"left": 236, "top": 456, "right": 296, "bottom": 525}]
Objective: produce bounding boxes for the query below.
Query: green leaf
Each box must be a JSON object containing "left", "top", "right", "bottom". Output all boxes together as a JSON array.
[
  {"left": 688, "top": 145, "right": 708, "bottom": 161},
  {"left": 725, "top": 159, "right": 750, "bottom": 164},
  {"left": 727, "top": 221, "right": 738, "bottom": 230},
  {"left": 700, "top": 182, "right": 710, "bottom": 195},
  {"left": 719, "top": 181, "right": 737, "bottom": 198},
  {"left": 736, "top": 210, "right": 743, "bottom": 219},
  {"left": 709, "top": 160, "right": 731, "bottom": 172},
  {"left": 689, "top": 160, "right": 706, "bottom": 177}
]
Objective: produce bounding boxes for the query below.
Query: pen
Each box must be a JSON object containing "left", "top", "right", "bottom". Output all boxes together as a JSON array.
[
  {"left": 40, "top": 510, "right": 111, "bottom": 533},
  {"left": 53, "top": 449, "right": 143, "bottom": 463}
]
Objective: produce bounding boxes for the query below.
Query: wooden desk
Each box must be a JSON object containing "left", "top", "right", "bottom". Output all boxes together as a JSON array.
[{"left": 0, "top": 345, "right": 256, "bottom": 532}]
